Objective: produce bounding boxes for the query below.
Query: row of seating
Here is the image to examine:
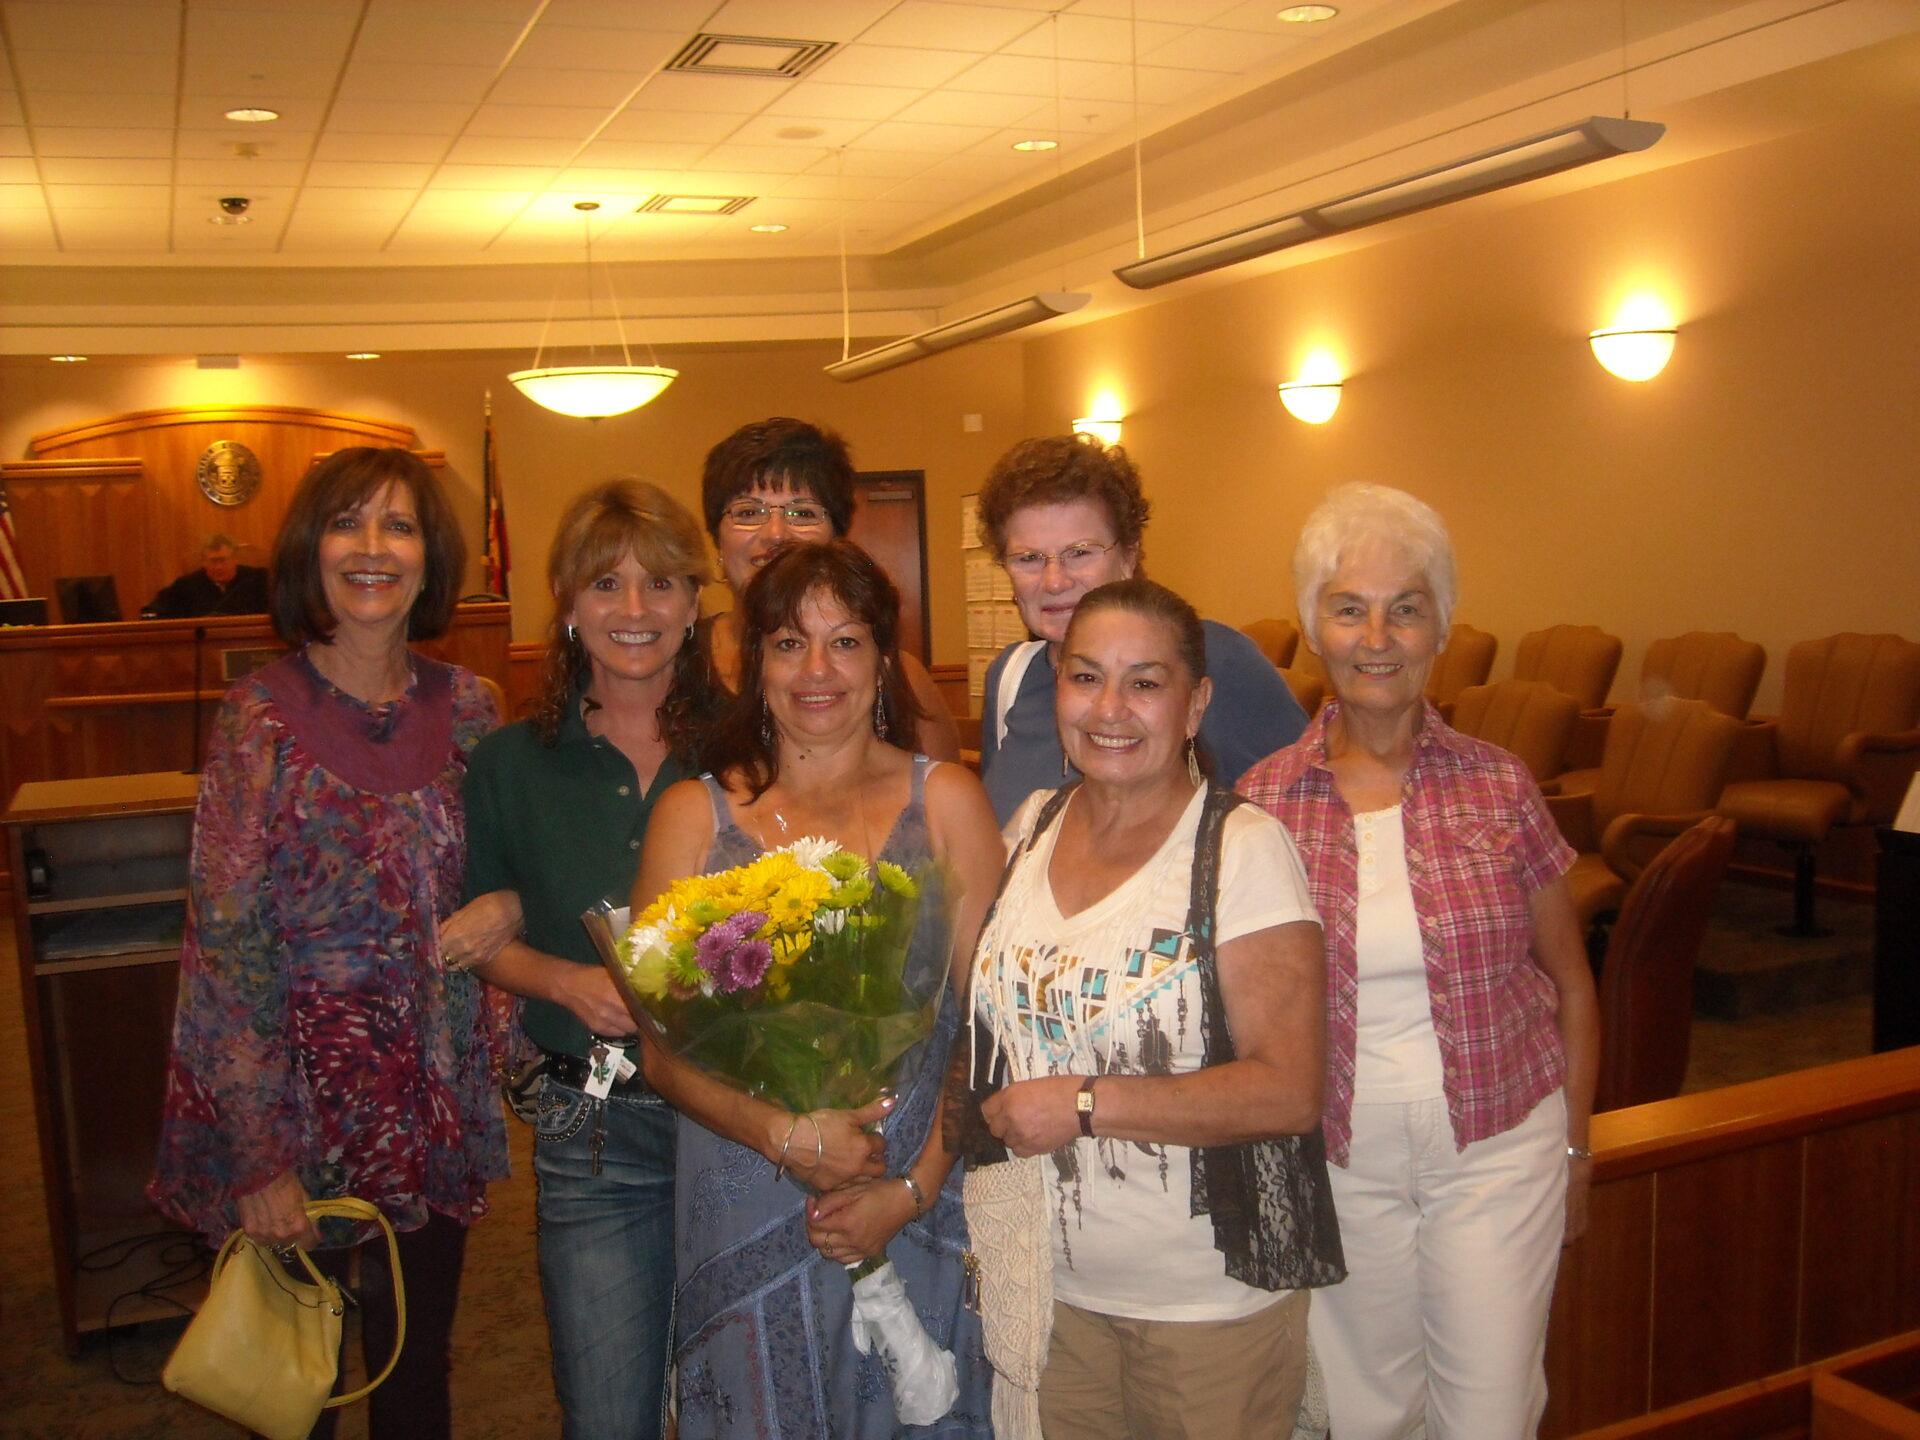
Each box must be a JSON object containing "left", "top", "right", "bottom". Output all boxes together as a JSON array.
[{"left": 1238, "top": 620, "right": 1920, "bottom": 935}]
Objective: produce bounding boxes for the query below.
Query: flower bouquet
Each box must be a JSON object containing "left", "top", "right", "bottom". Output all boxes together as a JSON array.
[{"left": 586, "top": 836, "right": 959, "bottom": 1426}]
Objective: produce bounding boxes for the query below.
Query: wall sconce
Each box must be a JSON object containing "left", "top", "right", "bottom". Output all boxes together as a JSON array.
[
  {"left": 1278, "top": 380, "right": 1342, "bottom": 424},
  {"left": 1589, "top": 326, "right": 1676, "bottom": 381},
  {"left": 1072, "top": 416, "right": 1122, "bottom": 445}
]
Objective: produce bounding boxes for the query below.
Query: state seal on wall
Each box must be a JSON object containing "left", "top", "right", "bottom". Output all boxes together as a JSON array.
[{"left": 196, "top": 440, "right": 262, "bottom": 507}]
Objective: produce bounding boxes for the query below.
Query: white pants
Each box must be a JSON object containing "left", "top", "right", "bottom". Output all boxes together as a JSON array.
[{"left": 1309, "top": 1090, "right": 1568, "bottom": 1440}]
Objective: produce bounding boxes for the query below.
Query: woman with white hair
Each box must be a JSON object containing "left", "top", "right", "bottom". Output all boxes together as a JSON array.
[{"left": 1237, "top": 483, "right": 1599, "bottom": 1440}]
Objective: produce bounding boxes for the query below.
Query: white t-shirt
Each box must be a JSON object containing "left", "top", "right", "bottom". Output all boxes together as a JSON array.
[
  {"left": 1352, "top": 806, "right": 1445, "bottom": 1102},
  {"left": 974, "top": 785, "right": 1319, "bottom": 1321}
]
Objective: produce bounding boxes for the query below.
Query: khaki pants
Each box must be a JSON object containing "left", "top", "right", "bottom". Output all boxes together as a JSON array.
[{"left": 1038, "top": 1289, "right": 1310, "bottom": 1440}]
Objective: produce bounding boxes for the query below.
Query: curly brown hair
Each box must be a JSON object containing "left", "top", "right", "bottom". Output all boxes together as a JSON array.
[
  {"left": 528, "top": 479, "right": 724, "bottom": 763},
  {"left": 974, "top": 433, "right": 1151, "bottom": 565}
]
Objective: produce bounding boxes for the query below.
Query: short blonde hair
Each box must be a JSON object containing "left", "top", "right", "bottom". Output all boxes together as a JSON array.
[{"left": 1293, "top": 483, "right": 1456, "bottom": 641}]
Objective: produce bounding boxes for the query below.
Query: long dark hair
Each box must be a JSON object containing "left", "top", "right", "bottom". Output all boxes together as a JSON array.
[
  {"left": 704, "top": 540, "right": 926, "bottom": 798},
  {"left": 529, "top": 479, "right": 724, "bottom": 765}
]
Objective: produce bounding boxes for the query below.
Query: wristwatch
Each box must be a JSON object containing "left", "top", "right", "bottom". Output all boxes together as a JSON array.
[{"left": 1075, "top": 1076, "right": 1099, "bottom": 1138}]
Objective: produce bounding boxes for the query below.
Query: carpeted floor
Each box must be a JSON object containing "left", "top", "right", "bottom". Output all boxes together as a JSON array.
[{"left": 0, "top": 879, "right": 1883, "bottom": 1438}]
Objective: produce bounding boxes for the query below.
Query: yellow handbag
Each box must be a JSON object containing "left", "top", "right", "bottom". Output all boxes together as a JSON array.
[{"left": 162, "top": 1196, "right": 407, "bottom": 1440}]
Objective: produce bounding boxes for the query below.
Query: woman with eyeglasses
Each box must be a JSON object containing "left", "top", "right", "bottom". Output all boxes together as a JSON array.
[
  {"left": 975, "top": 434, "right": 1309, "bottom": 824},
  {"left": 700, "top": 417, "right": 962, "bottom": 763}
]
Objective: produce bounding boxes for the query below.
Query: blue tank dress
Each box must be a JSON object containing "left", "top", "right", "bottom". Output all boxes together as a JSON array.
[{"left": 672, "top": 756, "right": 992, "bottom": 1439}]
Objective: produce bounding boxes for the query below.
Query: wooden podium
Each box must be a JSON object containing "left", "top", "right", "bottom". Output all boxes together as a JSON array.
[{"left": 5, "top": 771, "right": 203, "bottom": 1353}]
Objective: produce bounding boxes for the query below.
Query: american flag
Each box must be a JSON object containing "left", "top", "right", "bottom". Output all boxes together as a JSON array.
[
  {"left": 0, "top": 476, "right": 25, "bottom": 600},
  {"left": 482, "top": 391, "right": 510, "bottom": 600}
]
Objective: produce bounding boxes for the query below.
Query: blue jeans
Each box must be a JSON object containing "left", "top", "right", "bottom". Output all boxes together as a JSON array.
[{"left": 534, "top": 1077, "right": 676, "bottom": 1440}]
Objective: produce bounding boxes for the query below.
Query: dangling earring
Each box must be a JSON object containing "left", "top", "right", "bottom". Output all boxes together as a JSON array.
[
  {"left": 760, "top": 698, "right": 776, "bottom": 748},
  {"left": 684, "top": 622, "right": 696, "bottom": 641},
  {"left": 872, "top": 686, "right": 890, "bottom": 742},
  {"left": 1186, "top": 735, "right": 1202, "bottom": 787},
  {"left": 565, "top": 621, "right": 577, "bottom": 643}
]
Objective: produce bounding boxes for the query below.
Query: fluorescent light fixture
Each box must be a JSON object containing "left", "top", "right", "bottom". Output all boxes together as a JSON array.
[
  {"left": 1589, "top": 328, "right": 1675, "bottom": 381},
  {"left": 508, "top": 366, "right": 678, "bottom": 418},
  {"left": 826, "top": 291, "right": 1090, "bottom": 382},
  {"left": 345, "top": 351, "right": 380, "bottom": 360},
  {"left": 1116, "top": 116, "right": 1663, "bottom": 289},
  {"left": 49, "top": 354, "right": 87, "bottom": 363}
]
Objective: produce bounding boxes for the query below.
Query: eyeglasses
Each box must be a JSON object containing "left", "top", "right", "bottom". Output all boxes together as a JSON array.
[
  {"left": 723, "top": 500, "right": 831, "bottom": 532},
  {"left": 1003, "top": 540, "right": 1121, "bottom": 577}
]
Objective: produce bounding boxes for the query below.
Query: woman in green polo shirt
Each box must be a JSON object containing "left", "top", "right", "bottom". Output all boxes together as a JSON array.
[{"left": 460, "top": 479, "right": 724, "bottom": 1440}]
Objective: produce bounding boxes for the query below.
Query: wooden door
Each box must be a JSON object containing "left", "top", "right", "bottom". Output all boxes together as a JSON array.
[{"left": 847, "top": 470, "right": 930, "bottom": 663}]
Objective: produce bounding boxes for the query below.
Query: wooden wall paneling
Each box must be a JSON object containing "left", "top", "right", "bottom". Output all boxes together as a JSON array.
[
  {"left": 508, "top": 640, "right": 543, "bottom": 721},
  {"left": 26, "top": 406, "right": 422, "bottom": 616},
  {"left": 0, "top": 460, "right": 146, "bottom": 613},
  {"left": 1544, "top": 1174, "right": 1658, "bottom": 1437},
  {"left": 1800, "top": 1113, "right": 1920, "bottom": 1359},
  {"left": 1649, "top": 1139, "right": 1806, "bottom": 1407}
]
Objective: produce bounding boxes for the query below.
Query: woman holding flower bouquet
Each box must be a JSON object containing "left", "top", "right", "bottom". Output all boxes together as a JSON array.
[
  {"left": 460, "top": 480, "right": 725, "bottom": 1440},
  {"left": 960, "top": 579, "right": 1345, "bottom": 1440},
  {"left": 634, "top": 539, "right": 1003, "bottom": 1438}
]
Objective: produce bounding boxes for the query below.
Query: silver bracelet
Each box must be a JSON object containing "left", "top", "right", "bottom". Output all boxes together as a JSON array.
[{"left": 900, "top": 1174, "right": 926, "bottom": 1218}]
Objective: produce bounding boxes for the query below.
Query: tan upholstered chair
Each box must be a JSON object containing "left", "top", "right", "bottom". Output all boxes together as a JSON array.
[
  {"left": 1424, "top": 622, "right": 1496, "bottom": 720},
  {"left": 1513, "top": 624, "right": 1623, "bottom": 711},
  {"left": 1640, "top": 631, "right": 1767, "bottom": 719},
  {"left": 1239, "top": 618, "right": 1299, "bottom": 670},
  {"left": 1279, "top": 666, "right": 1324, "bottom": 717},
  {"left": 1558, "top": 631, "right": 1767, "bottom": 793},
  {"left": 1450, "top": 679, "right": 1580, "bottom": 784},
  {"left": 1593, "top": 815, "right": 1737, "bottom": 1113},
  {"left": 1545, "top": 698, "right": 1741, "bottom": 928},
  {"left": 1718, "top": 632, "right": 1920, "bottom": 934}
]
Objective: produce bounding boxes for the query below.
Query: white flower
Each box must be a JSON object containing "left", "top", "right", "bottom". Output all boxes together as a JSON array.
[
  {"left": 815, "top": 907, "right": 847, "bottom": 935},
  {"left": 622, "top": 914, "right": 672, "bottom": 961},
  {"left": 783, "top": 835, "right": 840, "bottom": 872}
]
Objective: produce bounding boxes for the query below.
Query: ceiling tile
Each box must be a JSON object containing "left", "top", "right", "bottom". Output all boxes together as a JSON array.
[
  {"left": 351, "top": 16, "right": 529, "bottom": 67},
  {"left": 35, "top": 157, "right": 172, "bottom": 185},
  {"left": 548, "top": 167, "right": 686, "bottom": 195},
  {"left": 1070, "top": 0, "right": 1243, "bottom": 21},
  {"left": 944, "top": 52, "right": 1112, "bottom": 98},
  {"left": 510, "top": 25, "right": 684, "bottom": 72},
  {"left": 0, "top": 212, "right": 57, "bottom": 246},
  {"left": 338, "top": 61, "right": 499, "bottom": 104},
  {"left": 328, "top": 100, "right": 477, "bottom": 135},
  {"left": 278, "top": 221, "right": 400, "bottom": 251},
  {"left": 302, "top": 161, "right": 436, "bottom": 188},
  {"left": 540, "top": 0, "right": 715, "bottom": 26},
  {"left": 0, "top": 124, "right": 27, "bottom": 153},
  {"left": 15, "top": 50, "right": 177, "bottom": 93},
  {"left": 1143, "top": 25, "right": 1301, "bottom": 73},
  {"left": 856, "top": 120, "right": 999, "bottom": 154},
  {"left": 174, "top": 127, "right": 317, "bottom": 161},
  {"left": 33, "top": 127, "right": 173, "bottom": 159},
  {"left": 0, "top": 96, "right": 24, "bottom": 126},
  {"left": 488, "top": 67, "right": 648, "bottom": 109},
  {"left": 290, "top": 188, "right": 418, "bottom": 217},
  {"left": 621, "top": 71, "right": 796, "bottom": 115},
  {"left": 858, "top": 3, "right": 1047, "bottom": 53},
  {"left": 760, "top": 81, "right": 920, "bottom": 122},
  {"left": 0, "top": 182, "right": 52, "bottom": 210},
  {"left": 178, "top": 101, "right": 331, "bottom": 133},
  {"left": 312, "top": 132, "right": 451, "bottom": 163},
  {"left": 174, "top": 158, "right": 311, "bottom": 187},
  {"left": 179, "top": 57, "right": 340, "bottom": 99},
  {"left": 409, "top": 189, "right": 537, "bottom": 218},
  {"left": 468, "top": 104, "right": 612, "bottom": 140},
  {"left": 185, "top": 5, "right": 361, "bottom": 59},
  {"left": 4, "top": 4, "right": 181, "bottom": 53},
  {"left": 575, "top": 138, "right": 708, "bottom": 169},
  {"left": 766, "top": 171, "right": 893, "bottom": 201},
  {"left": 697, "top": 143, "right": 830, "bottom": 174},
  {"left": 596, "top": 110, "right": 741, "bottom": 145},
  {"left": 433, "top": 164, "right": 568, "bottom": 192},
  {"left": 61, "top": 214, "right": 173, "bottom": 247},
  {"left": 24, "top": 93, "right": 176, "bottom": 129},
  {"left": 1066, "top": 63, "right": 1217, "bottom": 106},
  {"left": 644, "top": 168, "right": 786, "bottom": 194},
  {"left": 0, "top": 156, "right": 42, "bottom": 184},
  {"left": 443, "top": 135, "right": 580, "bottom": 166},
  {"left": 726, "top": 113, "right": 872, "bottom": 148},
  {"left": 808, "top": 45, "right": 976, "bottom": 89},
  {"left": 702, "top": 0, "right": 896, "bottom": 44},
  {"left": 48, "top": 182, "right": 172, "bottom": 209},
  {"left": 1001, "top": 12, "right": 1186, "bottom": 64},
  {"left": 832, "top": 148, "right": 936, "bottom": 180},
  {"left": 889, "top": 89, "right": 1048, "bottom": 128}
]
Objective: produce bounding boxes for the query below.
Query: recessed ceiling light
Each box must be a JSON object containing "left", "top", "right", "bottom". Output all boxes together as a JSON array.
[
  {"left": 1278, "top": 4, "right": 1339, "bottom": 21},
  {"left": 208, "top": 213, "right": 252, "bottom": 226},
  {"left": 224, "top": 106, "right": 280, "bottom": 123},
  {"left": 749, "top": 222, "right": 788, "bottom": 234},
  {"left": 1012, "top": 138, "right": 1058, "bottom": 153},
  {"left": 49, "top": 354, "right": 87, "bottom": 363},
  {"left": 345, "top": 352, "right": 380, "bottom": 361}
]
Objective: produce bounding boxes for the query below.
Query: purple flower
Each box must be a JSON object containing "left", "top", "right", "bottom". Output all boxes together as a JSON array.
[{"left": 696, "top": 910, "right": 771, "bottom": 993}]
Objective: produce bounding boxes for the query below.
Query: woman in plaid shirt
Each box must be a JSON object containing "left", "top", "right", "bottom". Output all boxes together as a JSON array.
[{"left": 1238, "top": 483, "right": 1599, "bottom": 1440}]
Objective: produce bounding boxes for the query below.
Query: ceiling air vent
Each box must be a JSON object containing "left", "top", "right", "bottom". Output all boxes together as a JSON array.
[
  {"left": 664, "top": 33, "right": 836, "bottom": 80},
  {"left": 636, "top": 195, "right": 755, "bottom": 216}
]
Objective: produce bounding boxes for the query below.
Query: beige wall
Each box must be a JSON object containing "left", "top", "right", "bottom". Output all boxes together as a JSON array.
[
  {"left": 0, "top": 341, "right": 1026, "bottom": 663},
  {"left": 1018, "top": 100, "right": 1920, "bottom": 716}
]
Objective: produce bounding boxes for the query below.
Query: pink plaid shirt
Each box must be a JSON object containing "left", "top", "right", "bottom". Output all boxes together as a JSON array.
[{"left": 1238, "top": 700, "right": 1574, "bottom": 1165}]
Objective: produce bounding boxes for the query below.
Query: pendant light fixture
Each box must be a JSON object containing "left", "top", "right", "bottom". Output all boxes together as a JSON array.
[{"left": 510, "top": 202, "right": 677, "bottom": 418}]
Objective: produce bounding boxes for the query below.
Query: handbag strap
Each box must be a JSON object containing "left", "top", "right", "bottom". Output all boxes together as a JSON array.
[{"left": 301, "top": 1198, "right": 408, "bottom": 1408}]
